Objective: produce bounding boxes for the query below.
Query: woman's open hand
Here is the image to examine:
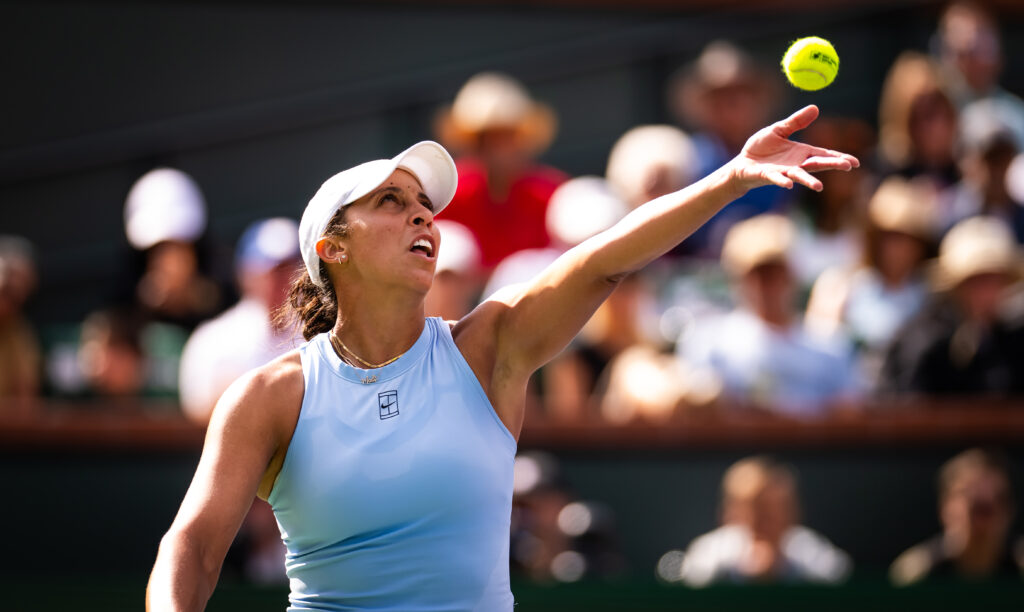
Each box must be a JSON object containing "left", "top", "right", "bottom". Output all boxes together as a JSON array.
[{"left": 728, "top": 105, "right": 860, "bottom": 193}]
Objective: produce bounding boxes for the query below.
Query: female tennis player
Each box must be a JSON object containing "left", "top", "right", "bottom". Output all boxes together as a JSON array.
[{"left": 147, "top": 104, "right": 857, "bottom": 611}]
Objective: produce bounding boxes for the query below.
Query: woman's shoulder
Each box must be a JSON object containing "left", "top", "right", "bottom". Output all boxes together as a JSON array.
[{"left": 213, "top": 349, "right": 305, "bottom": 427}]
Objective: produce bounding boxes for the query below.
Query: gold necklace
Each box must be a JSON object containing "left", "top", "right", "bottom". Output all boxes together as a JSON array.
[{"left": 329, "top": 331, "right": 403, "bottom": 369}]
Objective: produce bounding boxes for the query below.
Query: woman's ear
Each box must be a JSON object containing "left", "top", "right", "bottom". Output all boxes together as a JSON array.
[{"left": 316, "top": 237, "right": 347, "bottom": 264}]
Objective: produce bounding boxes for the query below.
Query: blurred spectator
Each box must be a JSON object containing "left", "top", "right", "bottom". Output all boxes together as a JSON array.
[
  {"left": 931, "top": 0, "right": 1024, "bottom": 147},
  {"left": 668, "top": 40, "right": 789, "bottom": 257},
  {"left": 788, "top": 117, "right": 875, "bottom": 291},
  {"left": 125, "top": 167, "right": 223, "bottom": 331},
  {"left": 891, "top": 448, "right": 1023, "bottom": 585},
  {"left": 605, "top": 124, "right": 697, "bottom": 211},
  {"left": 178, "top": 218, "right": 304, "bottom": 424},
  {"left": 510, "top": 451, "right": 623, "bottom": 583},
  {"left": 0, "top": 236, "right": 41, "bottom": 400},
  {"left": 480, "top": 177, "right": 630, "bottom": 421},
  {"left": 424, "top": 220, "right": 483, "bottom": 321},
  {"left": 806, "top": 177, "right": 937, "bottom": 388},
  {"left": 594, "top": 125, "right": 709, "bottom": 423},
  {"left": 436, "top": 72, "right": 567, "bottom": 271},
  {"left": 677, "top": 215, "right": 861, "bottom": 416},
  {"left": 663, "top": 456, "right": 850, "bottom": 586},
  {"left": 945, "top": 100, "right": 1024, "bottom": 241},
  {"left": 77, "top": 308, "right": 148, "bottom": 397},
  {"left": 482, "top": 176, "right": 626, "bottom": 299},
  {"left": 881, "top": 216, "right": 1024, "bottom": 396},
  {"left": 877, "top": 52, "right": 960, "bottom": 191}
]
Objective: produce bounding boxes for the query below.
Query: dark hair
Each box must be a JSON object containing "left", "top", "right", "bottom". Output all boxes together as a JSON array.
[{"left": 275, "top": 208, "right": 349, "bottom": 340}]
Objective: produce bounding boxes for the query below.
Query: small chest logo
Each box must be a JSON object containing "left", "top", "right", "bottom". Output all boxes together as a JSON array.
[{"left": 378, "top": 390, "right": 399, "bottom": 420}]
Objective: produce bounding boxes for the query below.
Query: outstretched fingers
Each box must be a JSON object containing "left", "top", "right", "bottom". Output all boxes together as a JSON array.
[
  {"left": 801, "top": 148, "right": 860, "bottom": 171},
  {"left": 801, "top": 156, "right": 856, "bottom": 173},
  {"left": 786, "top": 166, "right": 823, "bottom": 192},
  {"left": 764, "top": 169, "right": 794, "bottom": 190}
]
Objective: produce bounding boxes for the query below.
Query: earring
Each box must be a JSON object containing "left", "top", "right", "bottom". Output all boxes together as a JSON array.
[{"left": 337, "top": 254, "right": 348, "bottom": 263}]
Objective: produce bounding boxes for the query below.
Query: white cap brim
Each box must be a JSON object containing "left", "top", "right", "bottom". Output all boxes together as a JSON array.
[{"left": 299, "top": 141, "right": 458, "bottom": 285}]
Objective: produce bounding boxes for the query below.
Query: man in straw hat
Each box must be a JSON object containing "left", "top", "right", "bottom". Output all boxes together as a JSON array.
[
  {"left": 881, "top": 215, "right": 1024, "bottom": 395},
  {"left": 805, "top": 176, "right": 937, "bottom": 387},
  {"left": 677, "top": 213, "right": 861, "bottom": 417},
  {"left": 436, "top": 72, "right": 567, "bottom": 270}
]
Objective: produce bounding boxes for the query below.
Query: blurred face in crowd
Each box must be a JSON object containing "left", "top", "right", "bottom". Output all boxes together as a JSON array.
[
  {"left": 877, "top": 230, "right": 927, "bottom": 286},
  {"left": 725, "top": 473, "right": 797, "bottom": 545},
  {"left": 0, "top": 256, "right": 37, "bottom": 322},
  {"left": 424, "top": 269, "right": 478, "bottom": 321},
  {"left": 79, "top": 329, "right": 145, "bottom": 396},
  {"left": 703, "top": 83, "right": 767, "bottom": 153},
  {"left": 909, "top": 91, "right": 957, "bottom": 168},
  {"left": 941, "top": 465, "right": 1012, "bottom": 548},
  {"left": 147, "top": 240, "right": 199, "bottom": 294},
  {"left": 962, "top": 140, "right": 1018, "bottom": 206},
  {"left": 954, "top": 271, "right": 1014, "bottom": 324},
  {"left": 740, "top": 261, "right": 794, "bottom": 327},
  {"left": 475, "top": 126, "right": 530, "bottom": 179},
  {"left": 941, "top": 6, "right": 1002, "bottom": 94},
  {"left": 242, "top": 258, "right": 302, "bottom": 315}
]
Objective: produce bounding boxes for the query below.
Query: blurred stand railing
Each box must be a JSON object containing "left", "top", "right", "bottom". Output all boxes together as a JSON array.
[{"left": 2, "top": 398, "right": 1022, "bottom": 452}]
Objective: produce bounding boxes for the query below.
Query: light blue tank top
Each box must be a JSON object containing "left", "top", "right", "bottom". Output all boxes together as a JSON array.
[{"left": 268, "top": 317, "right": 517, "bottom": 611}]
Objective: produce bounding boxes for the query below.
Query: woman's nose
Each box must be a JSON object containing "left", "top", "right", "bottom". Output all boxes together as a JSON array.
[{"left": 411, "top": 204, "right": 434, "bottom": 227}]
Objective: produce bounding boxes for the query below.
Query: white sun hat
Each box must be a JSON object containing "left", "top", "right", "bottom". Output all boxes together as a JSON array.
[
  {"left": 299, "top": 141, "right": 458, "bottom": 286},
  {"left": 545, "top": 176, "right": 627, "bottom": 247},
  {"left": 434, "top": 220, "right": 481, "bottom": 276},
  {"left": 124, "top": 168, "right": 207, "bottom": 250}
]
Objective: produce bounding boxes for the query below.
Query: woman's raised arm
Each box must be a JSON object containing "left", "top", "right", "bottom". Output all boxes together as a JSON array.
[{"left": 469, "top": 105, "right": 858, "bottom": 416}]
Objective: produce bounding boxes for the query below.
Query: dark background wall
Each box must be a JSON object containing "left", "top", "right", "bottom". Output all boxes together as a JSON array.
[
  {"left": 5, "top": 1, "right": 1024, "bottom": 325},
  {"left": 5, "top": 442, "right": 1022, "bottom": 584}
]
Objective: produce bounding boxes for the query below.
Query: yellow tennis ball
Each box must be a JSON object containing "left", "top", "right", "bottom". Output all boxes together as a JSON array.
[{"left": 781, "top": 36, "right": 839, "bottom": 91}]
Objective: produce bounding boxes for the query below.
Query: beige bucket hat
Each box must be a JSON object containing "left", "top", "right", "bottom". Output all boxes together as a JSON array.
[
  {"left": 720, "top": 213, "right": 795, "bottom": 277},
  {"left": 436, "top": 72, "right": 557, "bottom": 154},
  {"left": 931, "top": 215, "right": 1024, "bottom": 290}
]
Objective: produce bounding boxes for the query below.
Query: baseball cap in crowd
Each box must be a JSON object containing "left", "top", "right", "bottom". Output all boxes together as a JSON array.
[
  {"left": 236, "top": 217, "right": 301, "bottom": 275},
  {"left": 124, "top": 168, "right": 207, "bottom": 251},
  {"left": 299, "top": 141, "right": 458, "bottom": 286}
]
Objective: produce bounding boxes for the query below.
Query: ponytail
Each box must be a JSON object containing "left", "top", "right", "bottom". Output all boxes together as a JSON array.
[{"left": 275, "top": 207, "right": 349, "bottom": 340}]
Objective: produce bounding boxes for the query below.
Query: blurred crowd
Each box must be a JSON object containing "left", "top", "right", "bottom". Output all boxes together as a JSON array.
[
  {"left": 2, "top": 0, "right": 1023, "bottom": 588},
  {"left": 5, "top": 2, "right": 1024, "bottom": 419}
]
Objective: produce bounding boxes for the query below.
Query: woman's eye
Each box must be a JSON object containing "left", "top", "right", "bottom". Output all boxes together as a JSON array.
[{"left": 380, "top": 193, "right": 401, "bottom": 206}]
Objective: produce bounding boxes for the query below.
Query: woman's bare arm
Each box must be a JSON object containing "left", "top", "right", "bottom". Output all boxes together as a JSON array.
[
  {"left": 146, "top": 354, "right": 302, "bottom": 611},
  {"left": 455, "top": 105, "right": 858, "bottom": 436}
]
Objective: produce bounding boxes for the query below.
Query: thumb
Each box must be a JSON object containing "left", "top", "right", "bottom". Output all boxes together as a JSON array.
[{"left": 773, "top": 105, "right": 819, "bottom": 139}]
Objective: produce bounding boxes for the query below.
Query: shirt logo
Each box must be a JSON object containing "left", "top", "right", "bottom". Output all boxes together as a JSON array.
[{"left": 378, "top": 390, "right": 399, "bottom": 420}]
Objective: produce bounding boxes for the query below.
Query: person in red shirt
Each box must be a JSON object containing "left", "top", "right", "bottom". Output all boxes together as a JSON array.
[{"left": 436, "top": 72, "right": 568, "bottom": 270}]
